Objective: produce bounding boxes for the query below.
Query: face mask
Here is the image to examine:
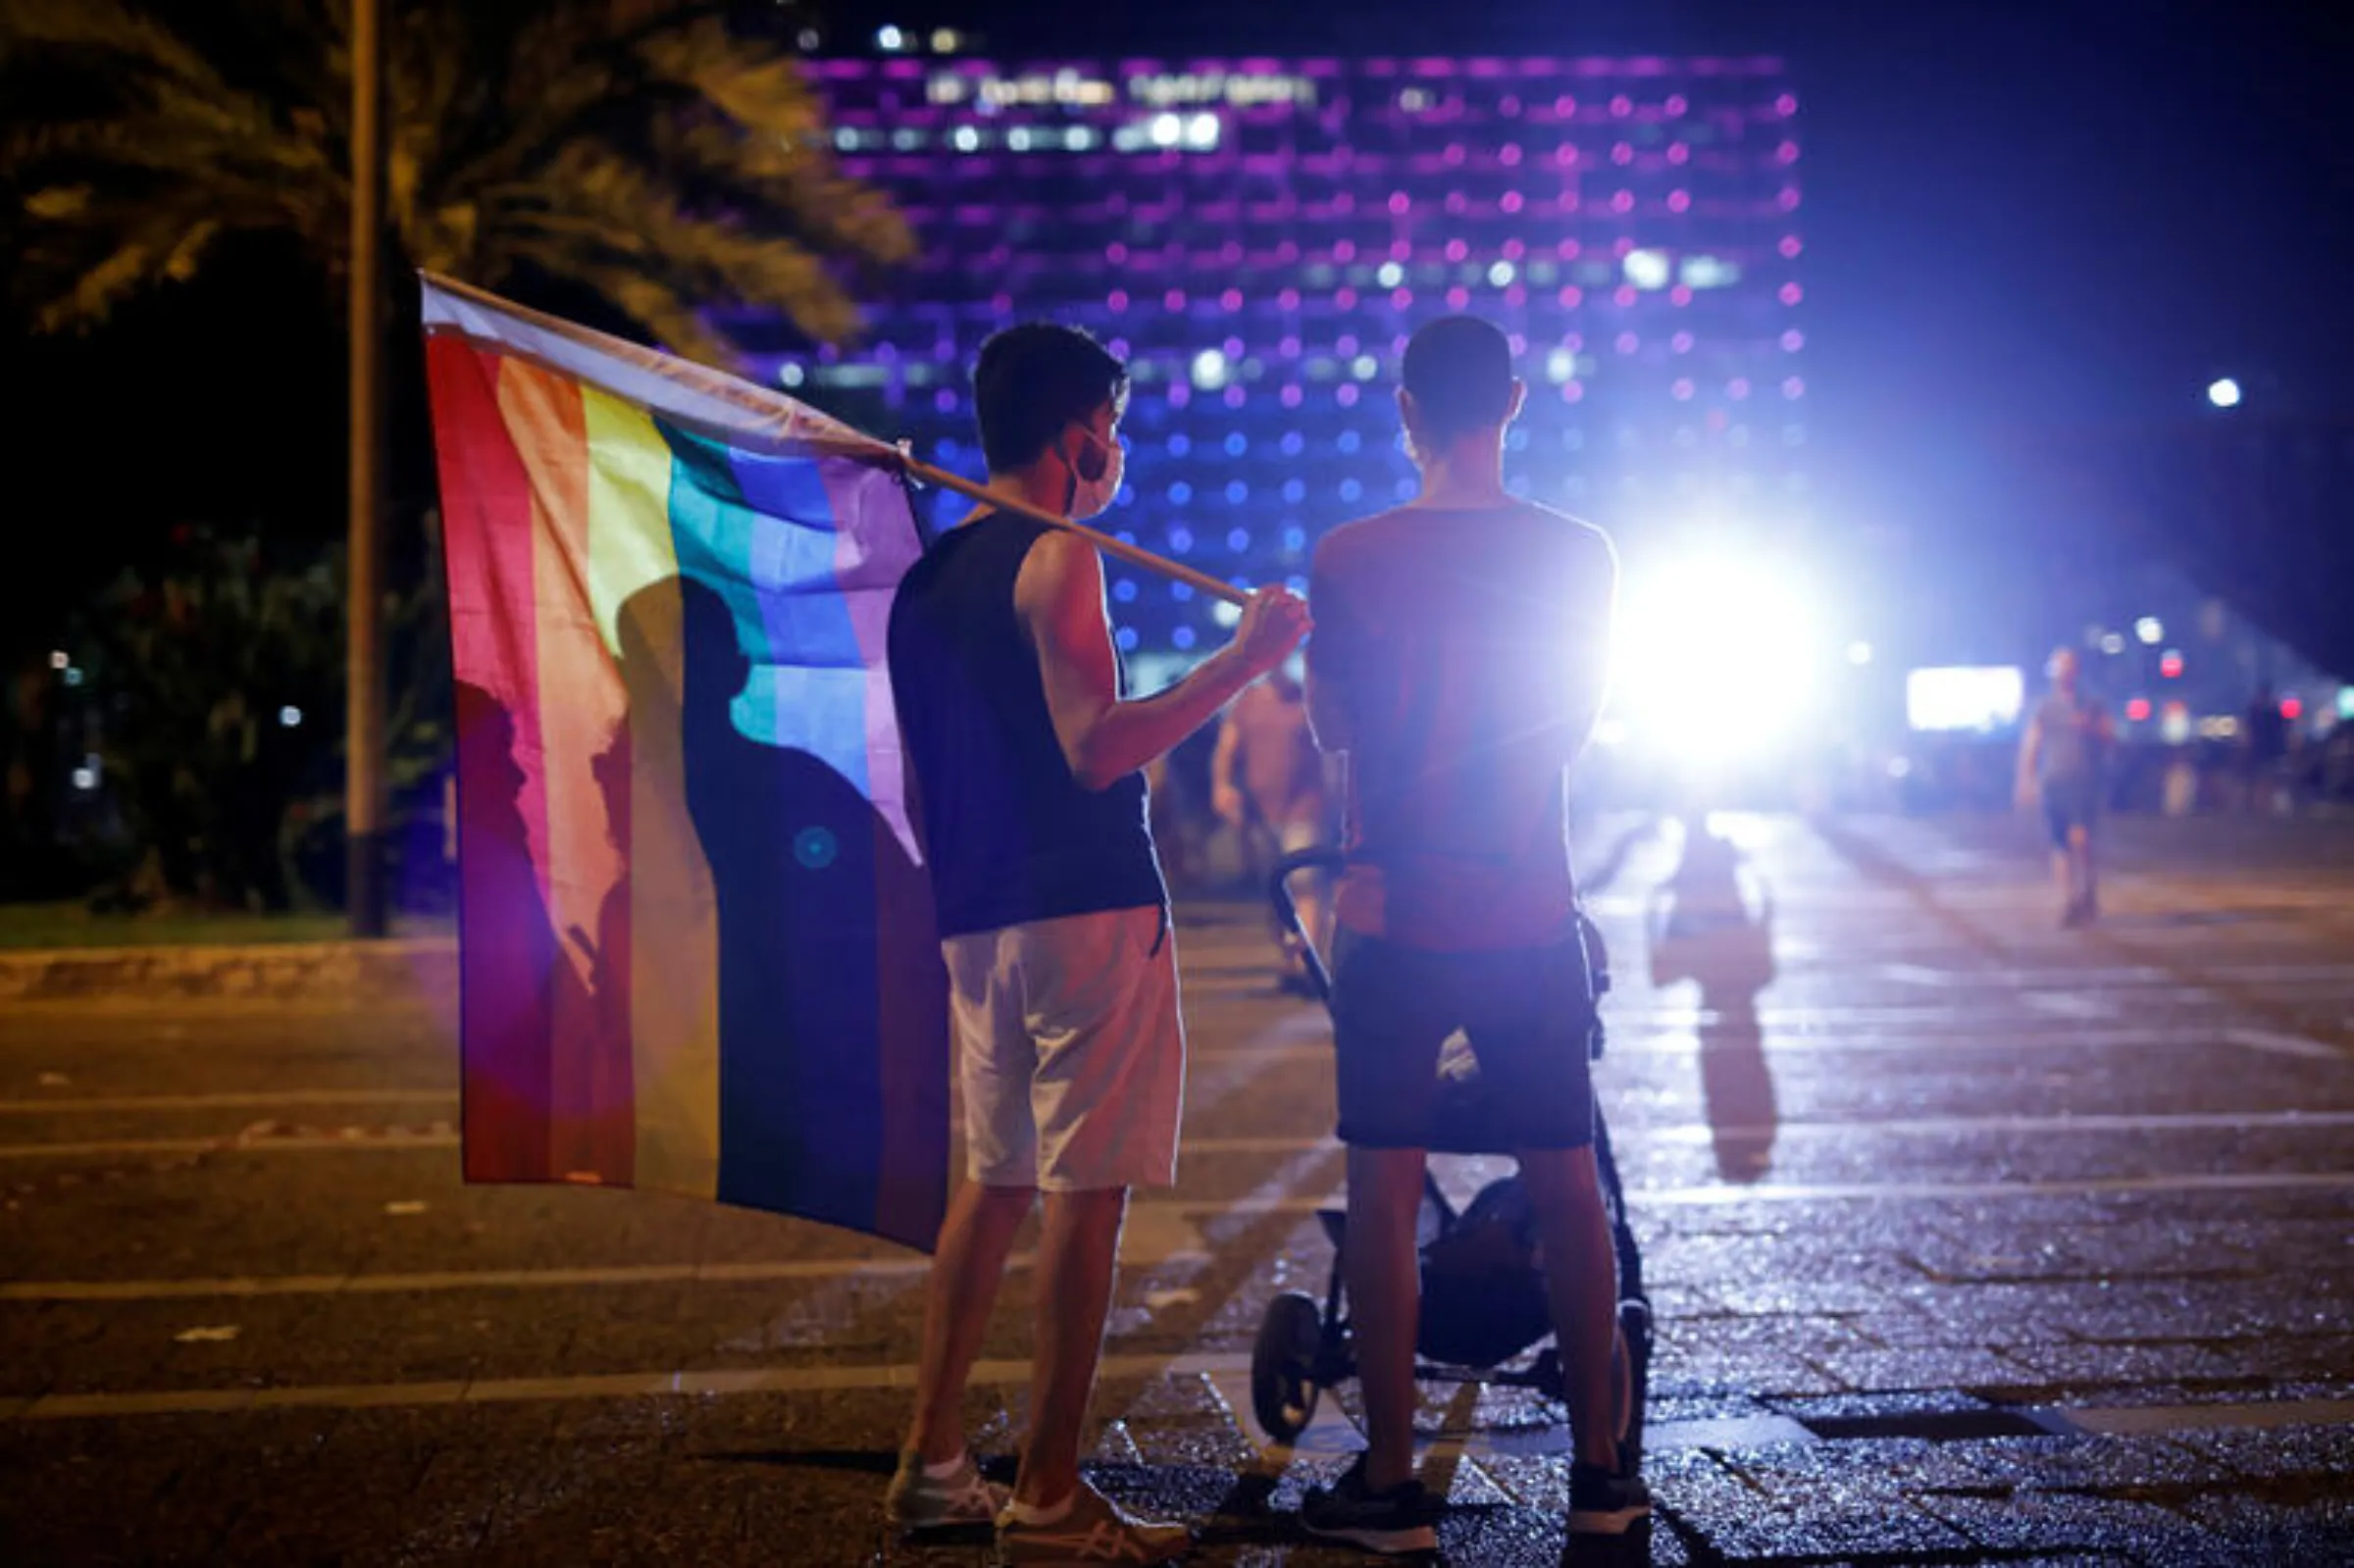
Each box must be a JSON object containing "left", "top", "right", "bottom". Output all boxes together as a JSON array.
[{"left": 1062, "top": 423, "right": 1125, "bottom": 521}]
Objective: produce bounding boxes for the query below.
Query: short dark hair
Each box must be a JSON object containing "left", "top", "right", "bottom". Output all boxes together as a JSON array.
[
  {"left": 1402, "top": 315, "right": 1515, "bottom": 444},
  {"left": 973, "top": 324, "right": 1129, "bottom": 473}
]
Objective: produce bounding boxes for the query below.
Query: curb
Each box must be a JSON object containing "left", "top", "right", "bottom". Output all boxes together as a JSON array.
[{"left": 0, "top": 938, "right": 458, "bottom": 1004}]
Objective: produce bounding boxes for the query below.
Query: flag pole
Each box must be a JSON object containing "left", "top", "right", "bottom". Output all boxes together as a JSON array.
[
  {"left": 896, "top": 455, "right": 1250, "bottom": 607},
  {"left": 414, "top": 273, "right": 1250, "bottom": 608}
]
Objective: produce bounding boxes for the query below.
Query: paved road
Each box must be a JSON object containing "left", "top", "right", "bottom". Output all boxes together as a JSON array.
[{"left": 1, "top": 813, "right": 2349, "bottom": 1565}]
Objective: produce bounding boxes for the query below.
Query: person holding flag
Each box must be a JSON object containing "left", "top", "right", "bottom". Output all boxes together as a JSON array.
[{"left": 885, "top": 323, "right": 1309, "bottom": 1561}]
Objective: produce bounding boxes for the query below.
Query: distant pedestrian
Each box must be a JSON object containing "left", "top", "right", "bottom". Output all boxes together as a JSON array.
[
  {"left": 2016, "top": 647, "right": 2115, "bottom": 927},
  {"left": 2241, "top": 684, "right": 2288, "bottom": 815},
  {"left": 1211, "top": 664, "right": 1332, "bottom": 992}
]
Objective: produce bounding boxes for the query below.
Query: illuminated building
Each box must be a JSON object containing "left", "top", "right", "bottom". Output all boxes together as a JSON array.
[{"left": 733, "top": 56, "right": 1805, "bottom": 657}]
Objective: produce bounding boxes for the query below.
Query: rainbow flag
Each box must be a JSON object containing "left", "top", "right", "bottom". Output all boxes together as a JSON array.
[{"left": 419, "top": 274, "right": 949, "bottom": 1251}]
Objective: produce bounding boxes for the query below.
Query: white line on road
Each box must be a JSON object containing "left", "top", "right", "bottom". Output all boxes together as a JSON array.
[
  {"left": 8, "top": 1167, "right": 2351, "bottom": 1303},
  {"left": 11, "top": 1359, "right": 2353, "bottom": 1440},
  {"left": 6, "top": 1349, "right": 1260, "bottom": 1422},
  {"left": 10, "top": 1103, "right": 2354, "bottom": 1165},
  {"left": 2225, "top": 1028, "right": 2348, "bottom": 1062},
  {"left": 9, "top": 1106, "right": 2353, "bottom": 1166},
  {"left": 0, "top": 1089, "right": 451, "bottom": 1116}
]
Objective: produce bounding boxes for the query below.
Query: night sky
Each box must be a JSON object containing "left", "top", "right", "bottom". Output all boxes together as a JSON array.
[{"left": 6, "top": 0, "right": 2348, "bottom": 669}]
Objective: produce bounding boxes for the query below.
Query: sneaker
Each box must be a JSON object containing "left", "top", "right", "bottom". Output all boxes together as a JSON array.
[
  {"left": 1566, "top": 1461, "right": 1651, "bottom": 1537},
  {"left": 996, "top": 1476, "right": 1194, "bottom": 1564},
  {"left": 884, "top": 1449, "right": 1008, "bottom": 1536},
  {"left": 1300, "top": 1454, "right": 1439, "bottom": 1556}
]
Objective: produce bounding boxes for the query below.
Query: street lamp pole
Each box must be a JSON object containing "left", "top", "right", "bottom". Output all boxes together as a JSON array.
[{"left": 345, "top": 0, "right": 389, "bottom": 937}]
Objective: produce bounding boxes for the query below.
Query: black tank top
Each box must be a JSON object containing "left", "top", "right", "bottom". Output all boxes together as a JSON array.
[{"left": 886, "top": 512, "right": 1165, "bottom": 938}]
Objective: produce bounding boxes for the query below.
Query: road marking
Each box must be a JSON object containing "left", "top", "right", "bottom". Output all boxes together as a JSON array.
[
  {"left": 11, "top": 1106, "right": 2352, "bottom": 1168},
  {"left": 11, "top": 1101, "right": 2354, "bottom": 1168},
  {"left": 0, "top": 1130, "right": 459, "bottom": 1160},
  {"left": 11, "top": 1166, "right": 2353, "bottom": 1304},
  {"left": 2022, "top": 991, "right": 2119, "bottom": 1021},
  {"left": 17, "top": 1358, "right": 2354, "bottom": 1439},
  {"left": 2225, "top": 1028, "right": 2347, "bottom": 1061},
  {"left": 13, "top": 1349, "right": 1259, "bottom": 1421},
  {"left": 0, "top": 1089, "right": 451, "bottom": 1116}
]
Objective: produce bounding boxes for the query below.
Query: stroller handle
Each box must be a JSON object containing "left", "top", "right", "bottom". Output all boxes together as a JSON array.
[
  {"left": 1268, "top": 847, "right": 1347, "bottom": 1005},
  {"left": 1266, "top": 845, "right": 1614, "bottom": 1042}
]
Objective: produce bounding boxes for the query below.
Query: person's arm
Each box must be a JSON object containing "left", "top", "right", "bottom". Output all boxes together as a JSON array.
[
  {"left": 1209, "top": 704, "right": 1248, "bottom": 824},
  {"left": 2015, "top": 711, "right": 2043, "bottom": 807},
  {"left": 1547, "top": 531, "right": 1618, "bottom": 765},
  {"left": 1017, "top": 530, "right": 1308, "bottom": 791}
]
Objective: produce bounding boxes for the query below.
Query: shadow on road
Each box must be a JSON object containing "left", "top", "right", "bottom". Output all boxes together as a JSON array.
[{"left": 1646, "top": 815, "right": 1779, "bottom": 1183}]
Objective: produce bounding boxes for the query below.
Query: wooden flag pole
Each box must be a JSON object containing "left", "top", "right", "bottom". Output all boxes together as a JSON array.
[
  {"left": 896, "top": 455, "right": 1251, "bottom": 608},
  {"left": 416, "top": 272, "right": 1249, "bottom": 608}
]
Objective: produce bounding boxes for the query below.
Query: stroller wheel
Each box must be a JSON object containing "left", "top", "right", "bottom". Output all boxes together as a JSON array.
[{"left": 1250, "top": 1291, "right": 1323, "bottom": 1443}]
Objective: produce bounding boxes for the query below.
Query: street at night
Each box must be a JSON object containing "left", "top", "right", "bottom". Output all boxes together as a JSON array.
[{"left": 4, "top": 813, "right": 2348, "bottom": 1565}]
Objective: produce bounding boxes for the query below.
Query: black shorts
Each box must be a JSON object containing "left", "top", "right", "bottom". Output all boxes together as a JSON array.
[
  {"left": 1330, "top": 927, "right": 1598, "bottom": 1151},
  {"left": 2042, "top": 777, "right": 2099, "bottom": 850}
]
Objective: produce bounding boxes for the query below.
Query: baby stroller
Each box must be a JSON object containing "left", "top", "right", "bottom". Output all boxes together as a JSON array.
[{"left": 1249, "top": 849, "right": 1653, "bottom": 1474}]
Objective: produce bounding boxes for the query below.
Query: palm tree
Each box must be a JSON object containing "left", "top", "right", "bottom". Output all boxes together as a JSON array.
[{"left": 1, "top": 0, "right": 912, "bottom": 367}]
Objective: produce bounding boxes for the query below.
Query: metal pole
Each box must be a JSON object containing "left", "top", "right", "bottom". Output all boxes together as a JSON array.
[{"left": 344, "top": 0, "right": 388, "bottom": 936}]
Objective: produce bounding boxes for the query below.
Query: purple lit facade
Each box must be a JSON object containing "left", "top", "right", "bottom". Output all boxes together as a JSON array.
[{"left": 737, "top": 56, "right": 1804, "bottom": 657}]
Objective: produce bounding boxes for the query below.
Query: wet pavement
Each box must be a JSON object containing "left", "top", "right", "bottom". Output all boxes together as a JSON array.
[{"left": 1, "top": 812, "right": 2349, "bottom": 1565}]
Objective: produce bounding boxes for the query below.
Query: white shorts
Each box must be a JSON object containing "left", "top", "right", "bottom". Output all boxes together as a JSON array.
[{"left": 942, "top": 904, "right": 1185, "bottom": 1191}]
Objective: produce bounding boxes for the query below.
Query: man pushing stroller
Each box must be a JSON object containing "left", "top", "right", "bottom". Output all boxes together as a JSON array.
[{"left": 1301, "top": 316, "right": 1652, "bottom": 1552}]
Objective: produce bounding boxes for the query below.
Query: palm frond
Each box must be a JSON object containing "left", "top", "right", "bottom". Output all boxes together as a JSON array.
[{"left": 8, "top": 0, "right": 906, "bottom": 352}]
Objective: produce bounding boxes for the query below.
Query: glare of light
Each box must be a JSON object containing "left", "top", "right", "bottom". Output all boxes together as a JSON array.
[
  {"left": 72, "top": 767, "right": 96, "bottom": 791},
  {"left": 1845, "top": 640, "right": 1873, "bottom": 666},
  {"left": 2207, "top": 377, "right": 2241, "bottom": 409},
  {"left": 1907, "top": 668, "right": 2023, "bottom": 733},
  {"left": 795, "top": 27, "right": 820, "bottom": 51},
  {"left": 930, "top": 26, "right": 960, "bottom": 51},
  {"left": 1210, "top": 598, "right": 1244, "bottom": 629},
  {"left": 1190, "top": 347, "right": 1228, "bottom": 390},
  {"left": 2099, "top": 632, "right": 2126, "bottom": 655},
  {"left": 280, "top": 705, "right": 302, "bottom": 728},
  {"left": 1185, "top": 113, "right": 1220, "bottom": 149},
  {"left": 62, "top": 667, "right": 83, "bottom": 687},
  {"left": 1068, "top": 126, "right": 1097, "bottom": 150},
  {"left": 1350, "top": 354, "right": 1378, "bottom": 380},
  {"left": 1007, "top": 127, "right": 1031, "bottom": 151},
  {"left": 1591, "top": 717, "right": 1628, "bottom": 748},
  {"left": 2280, "top": 696, "right": 2304, "bottom": 722},
  {"left": 2125, "top": 697, "right": 2153, "bottom": 722},
  {"left": 1487, "top": 260, "right": 1515, "bottom": 287},
  {"left": 2160, "top": 702, "right": 2192, "bottom": 744},
  {"left": 779, "top": 363, "right": 805, "bottom": 387},
  {"left": 875, "top": 25, "right": 904, "bottom": 50},
  {"left": 2338, "top": 685, "right": 2354, "bottom": 722},
  {"left": 2160, "top": 649, "right": 2184, "bottom": 679},
  {"left": 950, "top": 126, "right": 979, "bottom": 152},
  {"left": 1546, "top": 347, "right": 1576, "bottom": 384},
  {"left": 1610, "top": 551, "right": 1825, "bottom": 765},
  {"left": 1622, "top": 248, "right": 1672, "bottom": 291},
  {"left": 48, "top": 649, "right": 68, "bottom": 670},
  {"left": 2133, "top": 616, "right": 2163, "bottom": 645},
  {"left": 1149, "top": 113, "right": 1183, "bottom": 147},
  {"left": 1376, "top": 261, "right": 1405, "bottom": 287}
]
